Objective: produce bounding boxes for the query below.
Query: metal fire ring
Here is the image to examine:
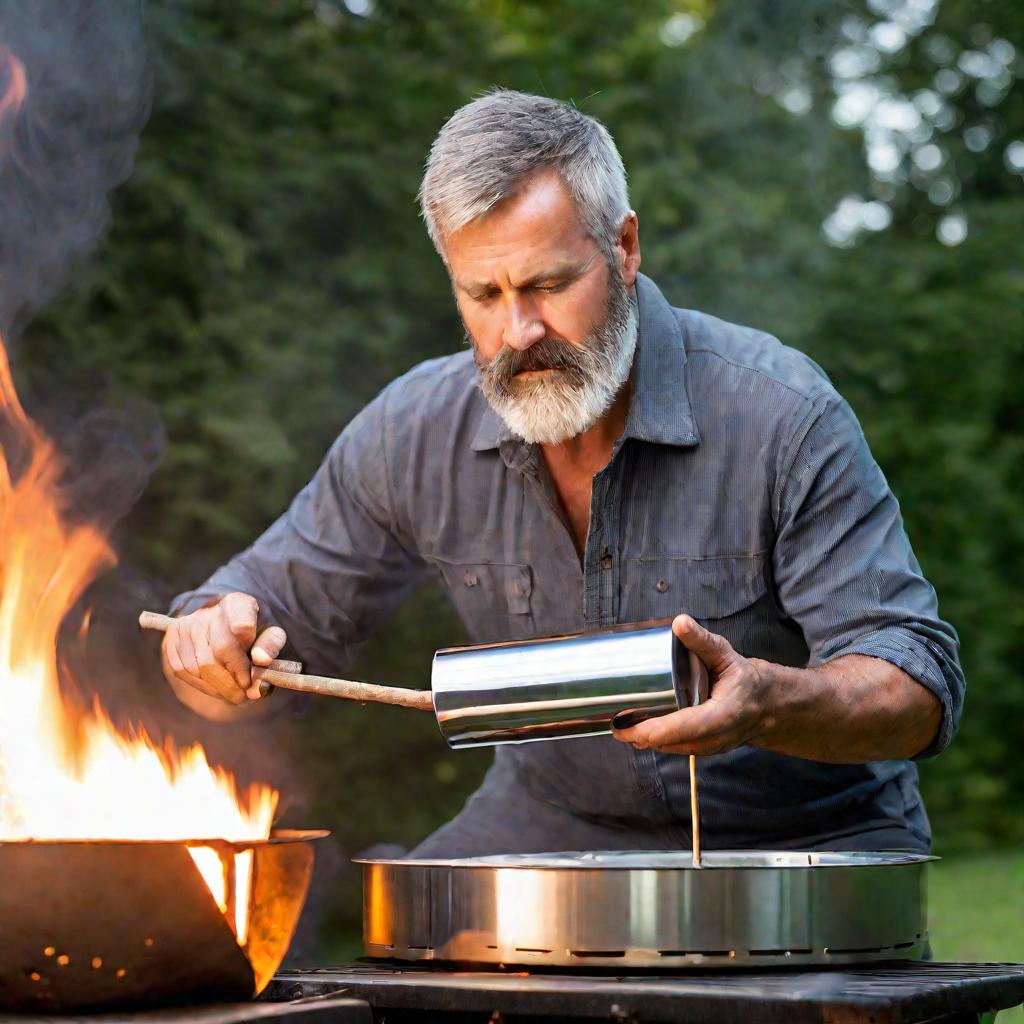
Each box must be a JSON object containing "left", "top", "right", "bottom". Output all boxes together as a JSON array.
[{"left": 358, "top": 850, "right": 933, "bottom": 969}]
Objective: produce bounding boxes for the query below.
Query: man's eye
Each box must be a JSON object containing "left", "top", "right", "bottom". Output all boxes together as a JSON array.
[
  {"left": 536, "top": 281, "right": 568, "bottom": 293},
  {"left": 471, "top": 291, "right": 499, "bottom": 303}
]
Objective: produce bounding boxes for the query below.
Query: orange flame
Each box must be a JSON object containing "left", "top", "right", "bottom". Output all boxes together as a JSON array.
[
  {"left": 0, "top": 46, "right": 26, "bottom": 123},
  {"left": 0, "top": 330, "right": 277, "bottom": 944}
]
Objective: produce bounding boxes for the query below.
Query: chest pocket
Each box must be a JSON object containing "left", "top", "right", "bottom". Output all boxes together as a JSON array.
[
  {"left": 621, "top": 554, "right": 770, "bottom": 652},
  {"left": 430, "top": 558, "right": 535, "bottom": 642}
]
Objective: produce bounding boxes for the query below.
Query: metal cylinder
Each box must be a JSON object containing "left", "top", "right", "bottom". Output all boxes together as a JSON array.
[
  {"left": 359, "top": 850, "right": 934, "bottom": 969},
  {"left": 431, "top": 621, "right": 709, "bottom": 749}
]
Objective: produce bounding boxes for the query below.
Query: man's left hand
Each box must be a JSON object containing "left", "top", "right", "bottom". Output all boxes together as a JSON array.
[{"left": 612, "top": 614, "right": 769, "bottom": 756}]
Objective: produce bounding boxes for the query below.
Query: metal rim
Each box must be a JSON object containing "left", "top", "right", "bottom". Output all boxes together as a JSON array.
[
  {"left": 355, "top": 848, "right": 937, "bottom": 869},
  {"left": 0, "top": 828, "right": 330, "bottom": 849}
]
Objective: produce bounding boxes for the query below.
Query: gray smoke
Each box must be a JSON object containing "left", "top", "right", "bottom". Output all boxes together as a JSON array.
[{"left": 0, "top": 0, "right": 151, "bottom": 335}]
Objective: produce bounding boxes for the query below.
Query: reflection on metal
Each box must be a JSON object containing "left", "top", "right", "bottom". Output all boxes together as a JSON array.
[
  {"left": 432, "top": 621, "right": 709, "bottom": 748},
  {"left": 0, "top": 830, "right": 325, "bottom": 1011},
  {"left": 358, "top": 850, "right": 933, "bottom": 969}
]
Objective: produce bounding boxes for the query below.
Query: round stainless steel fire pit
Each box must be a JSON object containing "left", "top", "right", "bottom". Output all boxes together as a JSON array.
[{"left": 358, "top": 850, "right": 933, "bottom": 969}]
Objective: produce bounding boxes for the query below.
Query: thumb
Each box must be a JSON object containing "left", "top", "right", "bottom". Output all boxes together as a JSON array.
[
  {"left": 246, "top": 626, "right": 288, "bottom": 701},
  {"left": 250, "top": 625, "right": 287, "bottom": 666},
  {"left": 672, "top": 614, "right": 736, "bottom": 674}
]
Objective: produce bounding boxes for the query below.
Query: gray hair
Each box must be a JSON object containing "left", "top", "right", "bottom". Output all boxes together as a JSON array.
[{"left": 419, "top": 89, "right": 630, "bottom": 262}]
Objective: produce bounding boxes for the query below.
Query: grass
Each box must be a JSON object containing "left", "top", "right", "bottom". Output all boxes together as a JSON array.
[{"left": 929, "top": 850, "right": 1024, "bottom": 1021}]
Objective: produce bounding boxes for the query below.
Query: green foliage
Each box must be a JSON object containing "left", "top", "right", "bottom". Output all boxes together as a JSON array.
[{"left": 10, "top": 0, "right": 1023, "bottom": 948}]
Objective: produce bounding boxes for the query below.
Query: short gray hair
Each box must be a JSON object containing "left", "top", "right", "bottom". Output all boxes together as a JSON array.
[{"left": 419, "top": 89, "right": 630, "bottom": 261}]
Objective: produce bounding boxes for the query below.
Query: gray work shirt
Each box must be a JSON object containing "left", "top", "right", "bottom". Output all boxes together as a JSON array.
[{"left": 173, "top": 273, "right": 964, "bottom": 850}]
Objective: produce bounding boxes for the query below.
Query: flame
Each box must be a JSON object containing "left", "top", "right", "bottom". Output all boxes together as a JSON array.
[
  {"left": 0, "top": 46, "right": 26, "bottom": 123},
  {"left": 0, "top": 324, "right": 277, "bottom": 945}
]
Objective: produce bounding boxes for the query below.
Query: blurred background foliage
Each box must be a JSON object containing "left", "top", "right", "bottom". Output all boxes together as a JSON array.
[{"left": 8, "top": 0, "right": 1023, "bottom": 953}]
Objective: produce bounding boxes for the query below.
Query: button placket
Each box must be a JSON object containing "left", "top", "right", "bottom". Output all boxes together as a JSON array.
[
  {"left": 584, "top": 470, "right": 618, "bottom": 628},
  {"left": 611, "top": 443, "right": 667, "bottom": 811}
]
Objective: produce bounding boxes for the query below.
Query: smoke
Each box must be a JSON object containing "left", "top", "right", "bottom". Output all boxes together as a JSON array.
[
  {"left": 0, "top": 0, "right": 151, "bottom": 335},
  {"left": 0, "top": 3, "right": 311, "bottom": 907},
  {"left": 0, "top": 0, "right": 167, "bottom": 696}
]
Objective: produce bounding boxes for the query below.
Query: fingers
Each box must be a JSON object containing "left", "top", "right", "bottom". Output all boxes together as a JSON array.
[
  {"left": 672, "top": 614, "right": 736, "bottom": 674},
  {"left": 251, "top": 625, "right": 287, "bottom": 665},
  {"left": 163, "top": 619, "right": 239, "bottom": 703},
  {"left": 159, "top": 593, "right": 279, "bottom": 707},
  {"left": 247, "top": 625, "right": 288, "bottom": 700},
  {"left": 611, "top": 619, "right": 760, "bottom": 756},
  {"left": 162, "top": 630, "right": 208, "bottom": 695},
  {"left": 221, "top": 592, "right": 259, "bottom": 649},
  {"left": 209, "top": 603, "right": 256, "bottom": 692},
  {"left": 613, "top": 701, "right": 736, "bottom": 756},
  {"left": 191, "top": 615, "right": 246, "bottom": 704}
]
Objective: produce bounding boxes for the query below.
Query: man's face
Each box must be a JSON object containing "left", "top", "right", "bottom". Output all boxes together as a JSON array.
[{"left": 444, "top": 171, "right": 638, "bottom": 445}]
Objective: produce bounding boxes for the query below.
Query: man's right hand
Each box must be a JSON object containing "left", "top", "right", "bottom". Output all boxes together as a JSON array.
[{"left": 161, "top": 592, "right": 288, "bottom": 705}]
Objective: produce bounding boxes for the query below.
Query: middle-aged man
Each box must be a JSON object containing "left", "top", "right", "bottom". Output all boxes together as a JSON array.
[{"left": 163, "top": 90, "right": 964, "bottom": 856}]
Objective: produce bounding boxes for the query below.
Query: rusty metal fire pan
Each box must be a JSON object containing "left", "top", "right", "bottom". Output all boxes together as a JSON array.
[{"left": 0, "top": 829, "right": 326, "bottom": 1012}]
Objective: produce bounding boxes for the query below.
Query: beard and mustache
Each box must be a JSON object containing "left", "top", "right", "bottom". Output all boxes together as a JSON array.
[{"left": 471, "top": 270, "right": 638, "bottom": 445}]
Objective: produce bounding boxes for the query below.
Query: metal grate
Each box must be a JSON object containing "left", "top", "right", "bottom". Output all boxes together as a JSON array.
[{"left": 269, "top": 961, "right": 1024, "bottom": 1024}]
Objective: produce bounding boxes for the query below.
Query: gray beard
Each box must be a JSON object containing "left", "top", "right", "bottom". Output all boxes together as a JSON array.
[{"left": 474, "top": 277, "right": 638, "bottom": 445}]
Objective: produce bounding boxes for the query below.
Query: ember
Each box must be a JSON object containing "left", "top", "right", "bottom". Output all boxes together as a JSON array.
[{"left": 0, "top": 48, "right": 276, "bottom": 948}]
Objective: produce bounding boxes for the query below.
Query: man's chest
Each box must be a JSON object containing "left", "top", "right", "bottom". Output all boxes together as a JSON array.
[
  {"left": 539, "top": 451, "right": 605, "bottom": 559},
  {"left": 413, "top": 441, "right": 782, "bottom": 653}
]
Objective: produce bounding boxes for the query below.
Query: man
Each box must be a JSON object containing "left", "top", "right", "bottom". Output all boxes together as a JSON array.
[{"left": 164, "top": 90, "right": 964, "bottom": 855}]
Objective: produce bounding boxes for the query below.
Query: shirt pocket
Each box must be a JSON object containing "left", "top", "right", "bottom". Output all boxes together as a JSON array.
[
  {"left": 620, "top": 553, "right": 768, "bottom": 625},
  {"left": 429, "top": 558, "right": 535, "bottom": 642}
]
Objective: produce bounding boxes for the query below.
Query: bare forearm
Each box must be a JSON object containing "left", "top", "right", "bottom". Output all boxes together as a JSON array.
[{"left": 749, "top": 654, "right": 942, "bottom": 762}]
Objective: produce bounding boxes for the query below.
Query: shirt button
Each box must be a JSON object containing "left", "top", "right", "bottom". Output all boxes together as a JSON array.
[
  {"left": 655, "top": 579, "right": 670, "bottom": 593},
  {"left": 464, "top": 569, "right": 478, "bottom": 588}
]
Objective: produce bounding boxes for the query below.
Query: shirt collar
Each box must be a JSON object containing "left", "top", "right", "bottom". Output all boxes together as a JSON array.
[
  {"left": 622, "top": 272, "right": 700, "bottom": 447},
  {"left": 470, "top": 272, "right": 700, "bottom": 453}
]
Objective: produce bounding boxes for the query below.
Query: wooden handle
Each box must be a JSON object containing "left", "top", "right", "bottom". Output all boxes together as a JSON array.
[
  {"left": 139, "top": 610, "right": 433, "bottom": 712},
  {"left": 252, "top": 667, "right": 434, "bottom": 710}
]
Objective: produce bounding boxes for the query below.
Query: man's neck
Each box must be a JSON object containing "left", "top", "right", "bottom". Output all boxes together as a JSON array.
[{"left": 540, "top": 381, "right": 632, "bottom": 471}]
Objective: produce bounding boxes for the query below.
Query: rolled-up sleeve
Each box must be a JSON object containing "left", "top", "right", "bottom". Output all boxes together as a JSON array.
[
  {"left": 170, "top": 382, "right": 429, "bottom": 674},
  {"left": 772, "top": 396, "right": 965, "bottom": 759}
]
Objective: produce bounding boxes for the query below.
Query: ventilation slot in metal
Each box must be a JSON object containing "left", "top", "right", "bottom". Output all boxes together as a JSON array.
[{"left": 658, "top": 949, "right": 733, "bottom": 958}]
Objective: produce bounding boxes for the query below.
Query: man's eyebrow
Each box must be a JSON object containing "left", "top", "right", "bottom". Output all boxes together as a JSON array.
[
  {"left": 517, "top": 249, "right": 600, "bottom": 288},
  {"left": 455, "top": 278, "right": 499, "bottom": 297},
  {"left": 456, "top": 250, "right": 600, "bottom": 296}
]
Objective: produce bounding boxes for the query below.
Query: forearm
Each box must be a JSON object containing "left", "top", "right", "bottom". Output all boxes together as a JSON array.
[{"left": 750, "top": 653, "right": 942, "bottom": 762}]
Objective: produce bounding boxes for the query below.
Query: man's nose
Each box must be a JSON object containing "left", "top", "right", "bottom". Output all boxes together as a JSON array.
[{"left": 502, "top": 296, "right": 546, "bottom": 351}]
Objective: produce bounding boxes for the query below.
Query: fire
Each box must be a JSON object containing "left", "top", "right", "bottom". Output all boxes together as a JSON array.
[
  {"left": 0, "top": 46, "right": 27, "bottom": 121},
  {"left": 0, "top": 43, "right": 278, "bottom": 953},
  {"left": 0, "top": 323, "right": 277, "bottom": 941}
]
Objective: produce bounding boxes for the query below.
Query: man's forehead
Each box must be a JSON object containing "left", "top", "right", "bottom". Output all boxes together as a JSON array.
[{"left": 446, "top": 172, "right": 595, "bottom": 285}]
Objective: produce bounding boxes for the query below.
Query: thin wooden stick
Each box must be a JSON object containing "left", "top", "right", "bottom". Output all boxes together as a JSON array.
[
  {"left": 689, "top": 753, "right": 701, "bottom": 868},
  {"left": 251, "top": 666, "right": 434, "bottom": 711},
  {"left": 139, "top": 611, "right": 433, "bottom": 712}
]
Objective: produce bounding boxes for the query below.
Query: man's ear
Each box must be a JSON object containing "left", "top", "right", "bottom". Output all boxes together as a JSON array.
[{"left": 617, "top": 211, "right": 641, "bottom": 289}]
